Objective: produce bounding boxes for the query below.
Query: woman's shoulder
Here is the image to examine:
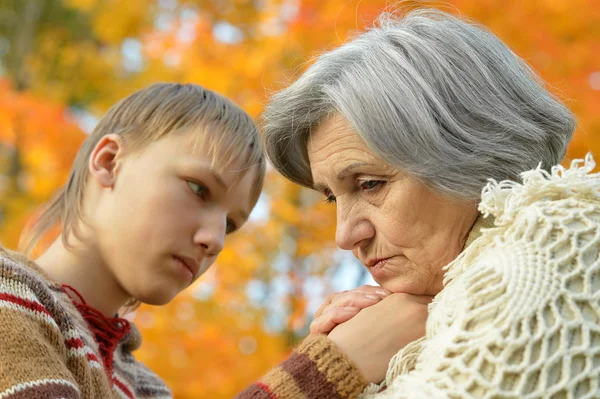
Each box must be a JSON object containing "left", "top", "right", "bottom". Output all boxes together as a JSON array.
[
  {"left": 446, "top": 155, "right": 600, "bottom": 284},
  {"left": 479, "top": 153, "right": 600, "bottom": 235},
  {"left": 378, "top": 158, "right": 600, "bottom": 398},
  {"left": 438, "top": 155, "right": 600, "bottom": 329},
  {"left": 474, "top": 154, "right": 600, "bottom": 278}
]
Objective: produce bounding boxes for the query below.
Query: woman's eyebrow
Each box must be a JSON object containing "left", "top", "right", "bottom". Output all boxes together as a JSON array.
[
  {"left": 313, "top": 182, "right": 328, "bottom": 192},
  {"left": 312, "top": 162, "right": 375, "bottom": 192},
  {"left": 336, "top": 162, "right": 375, "bottom": 180}
]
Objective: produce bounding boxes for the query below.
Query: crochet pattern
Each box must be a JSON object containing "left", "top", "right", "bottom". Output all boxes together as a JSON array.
[{"left": 361, "top": 155, "right": 600, "bottom": 399}]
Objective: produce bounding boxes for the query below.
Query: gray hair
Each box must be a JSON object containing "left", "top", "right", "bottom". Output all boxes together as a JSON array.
[{"left": 262, "top": 9, "right": 576, "bottom": 201}]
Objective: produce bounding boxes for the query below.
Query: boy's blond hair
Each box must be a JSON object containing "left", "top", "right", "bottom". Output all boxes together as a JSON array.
[{"left": 20, "top": 83, "right": 265, "bottom": 254}]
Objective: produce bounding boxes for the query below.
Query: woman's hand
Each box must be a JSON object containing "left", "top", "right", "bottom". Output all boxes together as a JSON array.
[
  {"left": 328, "top": 293, "right": 432, "bottom": 383},
  {"left": 310, "top": 285, "right": 392, "bottom": 335}
]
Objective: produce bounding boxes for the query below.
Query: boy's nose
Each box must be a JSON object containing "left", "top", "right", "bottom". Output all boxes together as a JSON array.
[{"left": 193, "top": 222, "right": 225, "bottom": 257}]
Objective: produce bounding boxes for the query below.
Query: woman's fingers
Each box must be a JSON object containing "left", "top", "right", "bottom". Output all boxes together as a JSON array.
[
  {"left": 311, "top": 286, "right": 395, "bottom": 334},
  {"left": 353, "top": 285, "right": 393, "bottom": 297},
  {"left": 314, "top": 285, "right": 391, "bottom": 318},
  {"left": 311, "top": 289, "right": 394, "bottom": 334},
  {"left": 321, "top": 291, "right": 384, "bottom": 315},
  {"left": 328, "top": 293, "right": 431, "bottom": 383},
  {"left": 314, "top": 292, "right": 341, "bottom": 319},
  {"left": 310, "top": 306, "right": 361, "bottom": 334}
]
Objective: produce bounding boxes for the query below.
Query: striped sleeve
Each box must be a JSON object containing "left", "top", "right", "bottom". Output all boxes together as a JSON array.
[
  {"left": 0, "top": 275, "right": 80, "bottom": 399},
  {"left": 236, "top": 335, "right": 367, "bottom": 399}
]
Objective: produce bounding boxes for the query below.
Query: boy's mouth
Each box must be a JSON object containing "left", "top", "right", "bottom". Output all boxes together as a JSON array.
[{"left": 172, "top": 255, "right": 201, "bottom": 280}]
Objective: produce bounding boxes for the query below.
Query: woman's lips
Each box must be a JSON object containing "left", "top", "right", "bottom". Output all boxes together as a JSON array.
[{"left": 365, "top": 257, "right": 391, "bottom": 277}]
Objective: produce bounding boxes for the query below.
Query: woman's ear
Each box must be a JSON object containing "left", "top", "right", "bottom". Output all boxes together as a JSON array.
[{"left": 88, "top": 134, "right": 124, "bottom": 188}]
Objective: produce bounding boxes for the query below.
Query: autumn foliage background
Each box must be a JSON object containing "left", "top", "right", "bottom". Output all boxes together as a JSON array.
[{"left": 0, "top": 0, "right": 598, "bottom": 397}]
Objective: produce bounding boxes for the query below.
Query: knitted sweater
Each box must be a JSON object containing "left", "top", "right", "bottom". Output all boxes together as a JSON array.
[
  {"left": 0, "top": 248, "right": 366, "bottom": 398},
  {"left": 360, "top": 155, "right": 600, "bottom": 399},
  {"left": 236, "top": 335, "right": 367, "bottom": 398}
]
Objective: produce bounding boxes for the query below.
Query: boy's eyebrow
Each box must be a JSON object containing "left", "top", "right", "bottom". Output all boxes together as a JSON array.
[
  {"left": 236, "top": 210, "right": 250, "bottom": 222},
  {"left": 206, "top": 168, "right": 251, "bottom": 220},
  {"left": 209, "top": 170, "right": 227, "bottom": 191},
  {"left": 209, "top": 170, "right": 250, "bottom": 219}
]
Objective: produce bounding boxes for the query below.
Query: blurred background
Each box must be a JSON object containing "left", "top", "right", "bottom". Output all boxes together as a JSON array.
[{"left": 0, "top": 0, "right": 598, "bottom": 397}]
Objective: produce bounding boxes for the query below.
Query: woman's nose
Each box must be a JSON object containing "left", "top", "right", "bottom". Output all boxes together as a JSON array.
[{"left": 335, "top": 202, "right": 375, "bottom": 250}]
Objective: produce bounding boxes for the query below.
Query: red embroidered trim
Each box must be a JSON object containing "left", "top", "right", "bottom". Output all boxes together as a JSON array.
[{"left": 61, "top": 284, "right": 131, "bottom": 380}]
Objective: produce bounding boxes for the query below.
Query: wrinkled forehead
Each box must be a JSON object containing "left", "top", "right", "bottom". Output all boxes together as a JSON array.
[
  {"left": 308, "top": 114, "right": 357, "bottom": 147},
  {"left": 308, "top": 115, "right": 380, "bottom": 167},
  {"left": 307, "top": 114, "right": 400, "bottom": 191}
]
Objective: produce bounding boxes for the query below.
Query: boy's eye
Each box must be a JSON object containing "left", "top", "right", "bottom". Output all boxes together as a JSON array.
[
  {"left": 226, "top": 219, "right": 237, "bottom": 235},
  {"left": 187, "top": 180, "right": 237, "bottom": 234},
  {"left": 187, "top": 181, "right": 208, "bottom": 198}
]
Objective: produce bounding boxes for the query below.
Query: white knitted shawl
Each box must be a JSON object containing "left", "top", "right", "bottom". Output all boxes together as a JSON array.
[{"left": 361, "top": 154, "right": 600, "bottom": 399}]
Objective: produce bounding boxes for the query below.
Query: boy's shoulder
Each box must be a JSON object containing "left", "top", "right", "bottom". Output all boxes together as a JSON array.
[
  {"left": 0, "top": 245, "right": 58, "bottom": 291},
  {"left": 0, "top": 245, "right": 73, "bottom": 330}
]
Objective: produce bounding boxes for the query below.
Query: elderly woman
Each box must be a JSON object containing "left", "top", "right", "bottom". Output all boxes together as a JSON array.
[{"left": 260, "top": 8, "right": 600, "bottom": 399}]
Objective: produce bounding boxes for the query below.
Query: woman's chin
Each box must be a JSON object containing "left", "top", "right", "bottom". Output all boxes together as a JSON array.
[
  {"left": 377, "top": 277, "right": 443, "bottom": 296},
  {"left": 367, "top": 260, "right": 444, "bottom": 296}
]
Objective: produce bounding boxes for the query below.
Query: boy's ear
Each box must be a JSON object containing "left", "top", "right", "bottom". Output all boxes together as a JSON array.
[{"left": 88, "top": 134, "right": 124, "bottom": 188}]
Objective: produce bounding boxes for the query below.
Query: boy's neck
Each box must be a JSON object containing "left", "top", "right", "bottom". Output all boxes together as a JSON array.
[{"left": 35, "top": 238, "right": 131, "bottom": 317}]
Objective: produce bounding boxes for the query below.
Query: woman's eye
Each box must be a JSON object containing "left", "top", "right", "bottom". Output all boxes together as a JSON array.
[
  {"left": 187, "top": 181, "right": 208, "bottom": 198},
  {"left": 359, "top": 180, "right": 385, "bottom": 191},
  {"left": 323, "top": 189, "right": 336, "bottom": 204}
]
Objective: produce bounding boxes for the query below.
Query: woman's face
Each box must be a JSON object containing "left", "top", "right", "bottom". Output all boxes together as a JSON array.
[{"left": 307, "top": 115, "right": 478, "bottom": 295}]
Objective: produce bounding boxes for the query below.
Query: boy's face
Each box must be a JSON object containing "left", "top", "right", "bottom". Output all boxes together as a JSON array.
[{"left": 91, "top": 130, "right": 258, "bottom": 306}]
